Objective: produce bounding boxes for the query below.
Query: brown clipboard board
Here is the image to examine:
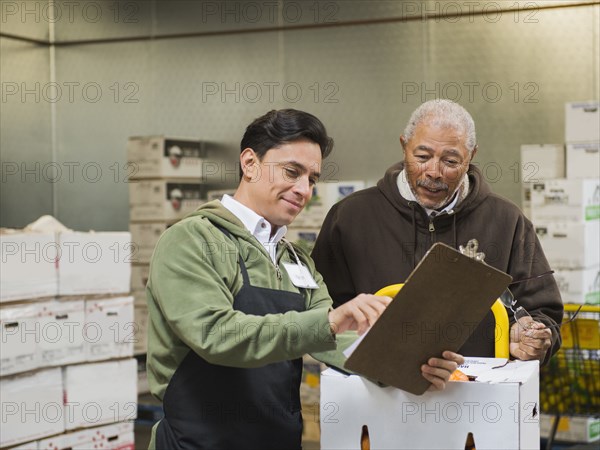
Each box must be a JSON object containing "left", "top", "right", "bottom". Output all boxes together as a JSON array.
[{"left": 344, "top": 242, "right": 512, "bottom": 395}]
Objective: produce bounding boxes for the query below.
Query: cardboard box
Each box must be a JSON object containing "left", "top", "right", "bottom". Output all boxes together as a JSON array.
[
  {"left": 37, "top": 299, "right": 86, "bottom": 367},
  {"left": 565, "top": 101, "right": 600, "bottom": 142},
  {"left": 63, "top": 359, "right": 137, "bottom": 430},
  {"left": 130, "top": 264, "right": 150, "bottom": 292},
  {"left": 530, "top": 178, "right": 600, "bottom": 223},
  {"left": 0, "top": 367, "right": 65, "bottom": 448},
  {"left": 520, "top": 144, "right": 565, "bottom": 181},
  {"left": 567, "top": 141, "right": 600, "bottom": 179},
  {"left": 540, "top": 414, "right": 600, "bottom": 443},
  {"left": 129, "top": 222, "right": 172, "bottom": 263},
  {"left": 97, "top": 421, "right": 135, "bottom": 450},
  {"left": 58, "top": 231, "right": 132, "bottom": 296},
  {"left": 0, "top": 231, "right": 58, "bottom": 302},
  {"left": 37, "top": 428, "right": 95, "bottom": 450},
  {"left": 85, "top": 296, "right": 134, "bottom": 361},
  {"left": 133, "top": 304, "right": 149, "bottom": 355},
  {"left": 294, "top": 181, "right": 365, "bottom": 227},
  {"left": 207, "top": 188, "right": 236, "bottom": 202},
  {"left": 521, "top": 183, "right": 532, "bottom": 220},
  {"left": 7, "top": 441, "right": 39, "bottom": 449},
  {"left": 286, "top": 228, "right": 320, "bottom": 254},
  {"left": 0, "top": 303, "right": 41, "bottom": 376},
  {"left": 132, "top": 289, "right": 147, "bottom": 307},
  {"left": 555, "top": 267, "right": 600, "bottom": 304},
  {"left": 129, "top": 179, "right": 207, "bottom": 221},
  {"left": 320, "top": 358, "right": 539, "bottom": 450},
  {"left": 127, "top": 136, "right": 207, "bottom": 179},
  {"left": 535, "top": 221, "right": 600, "bottom": 269},
  {"left": 38, "top": 422, "right": 135, "bottom": 450}
]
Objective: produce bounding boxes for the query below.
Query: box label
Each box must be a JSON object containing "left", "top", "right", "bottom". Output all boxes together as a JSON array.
[{"left": 586, "top": 205, "right": 600, "bottom": 220}]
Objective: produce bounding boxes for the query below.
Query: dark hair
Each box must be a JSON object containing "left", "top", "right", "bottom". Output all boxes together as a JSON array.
[{"left": 239, "top": 109, "right": 334, "bottom": 176}]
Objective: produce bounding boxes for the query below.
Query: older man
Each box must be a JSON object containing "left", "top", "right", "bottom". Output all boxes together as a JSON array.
[{"left": 312, "top": 99, "right": 563, "bottom": 364}]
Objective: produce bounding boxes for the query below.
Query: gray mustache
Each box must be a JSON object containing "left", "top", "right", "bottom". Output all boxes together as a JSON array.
[{"left": 417, "top": 179, "right": 449, "bottom": 190}]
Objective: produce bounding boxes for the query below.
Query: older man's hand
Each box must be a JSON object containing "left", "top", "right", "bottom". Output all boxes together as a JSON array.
[{"left": 510, "top": 317, "right": 552, "bottom": 362}]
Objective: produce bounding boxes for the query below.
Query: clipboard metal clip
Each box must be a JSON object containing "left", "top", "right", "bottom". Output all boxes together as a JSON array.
[{"left": 459, "top": 239, "right": 486, "bottom": 262}]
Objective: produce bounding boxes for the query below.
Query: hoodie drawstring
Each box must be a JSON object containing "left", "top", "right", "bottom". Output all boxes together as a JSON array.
[
  {"left": 452, "top": 213, "right": 457, "bottom": 249},
  {"left": 408, "top": 202, "right": 418, "bottom": 267}
]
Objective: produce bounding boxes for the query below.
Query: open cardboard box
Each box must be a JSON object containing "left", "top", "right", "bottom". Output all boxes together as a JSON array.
[{"left": 321, "top": 358, "right": 539, "bottom": 450}]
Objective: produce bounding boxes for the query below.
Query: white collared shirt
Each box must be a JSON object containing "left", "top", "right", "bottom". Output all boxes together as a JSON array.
[
  {"left": 221, "top": 195, "right": 287, "bottom": 263},
  {"left": 397, "top": 169, "right": 467, "bottom": 217}
]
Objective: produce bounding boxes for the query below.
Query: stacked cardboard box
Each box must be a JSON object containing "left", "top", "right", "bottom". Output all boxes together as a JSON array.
[
  {"left": 127, "top": 137, "right": 212, "bottom": 358},
  {"left": 532, "top": 101, "right": 600, "bottom": 445},
  {"left": 520, "top": 144, "right": 565, "bottom": 219},
  {"left": 127, "top": 137, "right": 233, "bottom": 396},
  {"left": 286, "top": 181, "right": 365, "bottom": 252},
  {"left": 0, "top": 224, "right": 137, "bottom": 448},
  {"left": 532, "top": 102, "right": 600, "bottom": 305}
]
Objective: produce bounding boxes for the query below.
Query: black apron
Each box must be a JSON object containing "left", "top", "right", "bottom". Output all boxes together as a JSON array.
[{"left": 155, "top": 227, "right": 306, "bottom": 450}]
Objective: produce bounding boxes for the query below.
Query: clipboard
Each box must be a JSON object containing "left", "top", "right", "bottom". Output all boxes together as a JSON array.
[{"left": 344, "top": 242, "right": 512, "bottom": 395}]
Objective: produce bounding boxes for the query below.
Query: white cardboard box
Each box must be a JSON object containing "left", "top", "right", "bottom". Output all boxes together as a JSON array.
[
  {"left": 85, "top": 296, "right": 134, "bottom": 361},
  {"left": 535, "top": 221, "right": 600, "bottom": 269},
  {"left": 37, "top": 299, "right": 86, "bottom": 367},
  {"left": 565, "top": 101, "right": 600, "bottom": 142},
  {"left": 294, "top": 181, "right": 365, "bottom": 227},
  {"left": 7, "top": 441, "right": 39, "bottom": 449},
  {"left": 129, "top": 222, "right": 172, "bottom": 263},
  {"left": 129, "top": 179, "right": 206, "bottom": 221},
  {"left": 98, "top": 421, "right": 135, "bottom": 450},
  {"left": 566, "top": 141, "right": 600, "bottom": 179},
  {"left": 530, "top": 178, "right": 600, "bottom": 223},
  {"left": 520, "top": 144, "right": 565, "bottom": 181},
  {"left": 130, "top": 264, "right": 150, "bottom": 292},
  {"left": 64, "top": 359, "right": 137, "bottom": 430},
  {"left": 37, "top": 428, "right": 95, "bottom": 450},
  {"left": 554, "top": 267, "right": 600, "bottom": 305},
  {"left": 540, "top": 414, "right": 600, "bottom": 443},
  {"left": 58, "top": 231, "right": 132, "bottom": 296},
  {"left": 127, "top": 136, "right": 207, "bottom": 179},
  {"left": 37, "top": 421, "right": 135, "bottom": 450},
  {"left": 0, "top": 303, "right": 41, "bottom": 376},
  {"left": 0, "top": 367, "right": 65, "bottom": 448},
  {"left": 320, "top": 358, "right": 539, "bottom": 450},
  {"left": 0, "top": 231, "right": 58, "bottom": 303}
]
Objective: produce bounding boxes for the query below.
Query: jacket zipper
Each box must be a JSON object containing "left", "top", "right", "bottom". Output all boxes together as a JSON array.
[{"left": 428, "top": 217, "right": 436, "bottom": 244}]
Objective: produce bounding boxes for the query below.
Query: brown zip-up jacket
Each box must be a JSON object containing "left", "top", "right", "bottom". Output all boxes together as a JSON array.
[{"left": 312, "top": 162, "right": 563, "bottom": 364}]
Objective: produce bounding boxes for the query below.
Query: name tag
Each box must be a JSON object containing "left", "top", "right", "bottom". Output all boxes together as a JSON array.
[{"left": 282, "top": 263, "right": 319, "bottom": 289}]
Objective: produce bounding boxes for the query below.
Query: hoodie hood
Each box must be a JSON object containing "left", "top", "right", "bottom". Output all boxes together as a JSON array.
[
  {"left": 376, "top": 161, "right": 492, "bottom": 226},
  {"left": 183, "top": 200, "right": 251, "bottom": 239}
]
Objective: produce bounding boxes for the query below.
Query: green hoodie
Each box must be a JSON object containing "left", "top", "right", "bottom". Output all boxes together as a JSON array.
[{"left": 146, "top": 200, "right": 356, "bottom": 404}]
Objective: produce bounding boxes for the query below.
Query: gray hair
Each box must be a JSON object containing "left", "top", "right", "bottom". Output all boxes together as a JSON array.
[{"left": 403, "top": 99, "right": 477, "bottom": 154}]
